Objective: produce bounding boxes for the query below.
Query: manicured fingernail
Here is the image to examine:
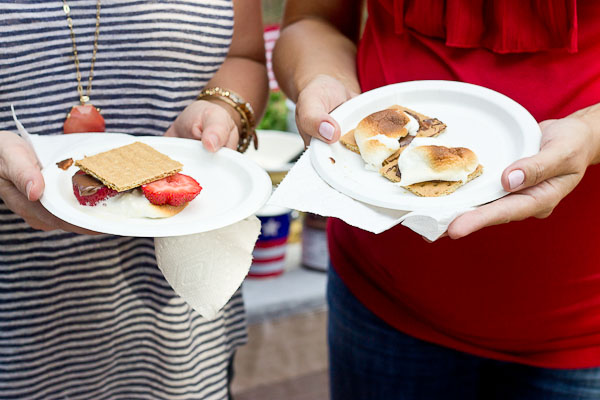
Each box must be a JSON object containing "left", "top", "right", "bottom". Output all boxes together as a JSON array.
[
  {"left": 204, "top": 134, "right": 217, "bottom": 150},
  {"left": 318, "top": 121, "right": 335, "bottom": 140},
  {"left": 26, "top": 181, "right": 33, "bottom": 200},
  {"left": 508, "top": 170, "right": 525, "bottom": 190}
]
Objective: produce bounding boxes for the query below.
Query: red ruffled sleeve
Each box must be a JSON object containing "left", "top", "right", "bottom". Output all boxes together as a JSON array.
[{"left": 393, "top": 0, "right": 578, "bottom": 53}]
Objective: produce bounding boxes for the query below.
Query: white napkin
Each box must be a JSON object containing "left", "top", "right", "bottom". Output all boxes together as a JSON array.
[
  {"left": 269, "top": 149, "right": 473, "bottom": 241},
  {"left": 11, "top": 105, "right": 42, "bottom": 165},
  {"left": 22, "top": 126, "right": 260, "bottom": 320},
  {"left": 154, "top": 217, "right": 261, "bottom": 320}
]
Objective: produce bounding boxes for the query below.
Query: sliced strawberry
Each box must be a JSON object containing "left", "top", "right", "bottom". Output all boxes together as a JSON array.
[
  {"left": 72, "top": 170, "right": 119, "bottom": 206},
  {"left": 141, "top": 173, "right": 202, "bottom": 206}
]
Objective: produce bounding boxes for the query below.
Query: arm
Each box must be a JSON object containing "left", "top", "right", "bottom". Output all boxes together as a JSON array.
[
  {"left": 166, "top": 0, "right": 269, "bottom": 151},
  {"left": 449, "top": 104, "right": 600, "bottom": 238},
  {"left": 273, "top": 0, "right": 364, "bottom": 145}
]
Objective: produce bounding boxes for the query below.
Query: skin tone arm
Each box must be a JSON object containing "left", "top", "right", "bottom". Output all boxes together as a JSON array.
[
  {"left": 273, "top": 0, "right": 363, "bottom": 147},
  {"left": 273, "top": 0, "right": 600, "bottom": 239},
  {"left": 0, "top": 0, "right": 268, "bottom": 233},
  {"left": 166, "top": 0, "right": 269, "bottom": 151}
]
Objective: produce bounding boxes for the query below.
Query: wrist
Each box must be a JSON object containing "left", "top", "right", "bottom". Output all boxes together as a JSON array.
[
  {"left": 196, "top": 87, "right": 257, "bottom": 152},
  {"left": 203, "top": 97, "right": 242, "bottom": 132},
  {"left": 297, "top": 73, "right": 359, "bottom": 99},
  {"left": 569, "top": 104, "right": 600, "bottom": 165},
  {"left": 573, "top": 115, "right": 600, "bottom": 166},
  {"left": 582, "top": 117, "right": 600, "bottom": 165}
]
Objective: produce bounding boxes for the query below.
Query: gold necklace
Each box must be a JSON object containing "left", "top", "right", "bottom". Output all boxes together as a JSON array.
[{"left": 62, "top": 0, "right": 106, "bottom": 133}]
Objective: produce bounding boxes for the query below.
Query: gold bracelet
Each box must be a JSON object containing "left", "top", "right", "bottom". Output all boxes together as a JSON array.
[{"left": 196, "top": 87, "right": 257, "bottom": 152}]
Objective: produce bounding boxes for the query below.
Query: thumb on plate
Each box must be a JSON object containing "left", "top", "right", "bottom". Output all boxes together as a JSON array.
[
  {"left": 501, "top": 141, "right": 574, "bottom": 192},
  {"left": 294, "top": 75, "right": 356, "bottom": 146},
  {"left": 0, "top": 139, "right": 45, "bottom": 201},
  {"left": 200, "top": 108, "right": 237, "bottom": 152}
]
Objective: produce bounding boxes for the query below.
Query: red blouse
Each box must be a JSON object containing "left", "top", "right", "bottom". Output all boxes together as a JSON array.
[{"left": 329, "top": 0, "right": 600, "bottom": 368}]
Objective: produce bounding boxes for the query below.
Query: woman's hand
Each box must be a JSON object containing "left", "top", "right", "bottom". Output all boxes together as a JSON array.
[
  {"left": 293, "top": 74, "right": 359, "bottom": 147},
  {"left": 0, "top": 131, "right": 98, "bottom": 234},
  {"left": 448, "top": 117, "right": 594, "bottom": 239},
  {"left": 165, "top": 100, "right": 240, "bottom": 152}
]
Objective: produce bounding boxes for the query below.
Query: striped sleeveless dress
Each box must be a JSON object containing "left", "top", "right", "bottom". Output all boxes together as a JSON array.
[{"left": 0, "top": 1, "right": 247, "bottom": 399}]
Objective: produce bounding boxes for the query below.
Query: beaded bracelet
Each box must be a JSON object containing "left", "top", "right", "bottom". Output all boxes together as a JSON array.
[{"left": 196, "top": 87, "right": 258, "bottom": 152}]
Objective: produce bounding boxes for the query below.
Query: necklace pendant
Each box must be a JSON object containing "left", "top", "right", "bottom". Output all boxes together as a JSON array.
[{"left": 64, "top": 104, "right": 106, "bottom": 134}]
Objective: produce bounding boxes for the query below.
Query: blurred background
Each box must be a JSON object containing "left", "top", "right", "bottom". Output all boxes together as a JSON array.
[
  {"left": 257, "top": 0, "right": 294, "bottom": 134},
  {"left": 231, "top": 1, "right": 330, "bottom": 400}
]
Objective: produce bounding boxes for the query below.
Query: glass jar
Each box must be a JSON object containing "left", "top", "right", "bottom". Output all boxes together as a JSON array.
[{"left": 301, "top": 213, "right": 329, "bottom": 272}]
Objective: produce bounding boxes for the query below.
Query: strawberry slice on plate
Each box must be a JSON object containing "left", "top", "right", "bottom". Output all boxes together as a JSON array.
[{"left": 142, "top": 173, "right": 202, "bottom": 207}]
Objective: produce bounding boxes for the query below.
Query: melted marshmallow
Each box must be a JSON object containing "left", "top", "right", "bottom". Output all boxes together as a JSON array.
[
  {"left": 355, "top": 133, "right": 400, "bottom": 170},
  {"left": 397, "top": 138, "right": 478, "bottom": 186},
  {"left": 404, "top": 113, "right": 419, "bottom": 136},
  {"left": 87, "top": 189, "right": 173, "bottom": 219}
]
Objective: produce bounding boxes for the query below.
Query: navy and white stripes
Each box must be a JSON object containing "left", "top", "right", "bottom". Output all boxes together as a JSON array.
[
  {"left": 1, "top": 0, "right": 234, "bottom": 135},
  {"left": 1, "top": 1, "right": 246, "bottom": 399}
]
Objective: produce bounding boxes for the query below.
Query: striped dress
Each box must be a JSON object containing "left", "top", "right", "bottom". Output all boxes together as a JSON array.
[{"left": 0, "top": 1, "right": 247, "bottom": 399}]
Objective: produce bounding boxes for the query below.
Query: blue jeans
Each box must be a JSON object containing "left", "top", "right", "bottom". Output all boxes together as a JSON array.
[{"left": 327, "top": 265, "right": 600, "bottom": 400}]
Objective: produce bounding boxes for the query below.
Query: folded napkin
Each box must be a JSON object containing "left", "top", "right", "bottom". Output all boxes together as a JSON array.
[
  {"left": 26, "top": 130, "right": 260, "bottom": 320},
  {"left": 268, "top": 148, "right": 473, "bottom": 241},
  {"left": 154, "top": 217, "right": 261, "bottom": 320}
]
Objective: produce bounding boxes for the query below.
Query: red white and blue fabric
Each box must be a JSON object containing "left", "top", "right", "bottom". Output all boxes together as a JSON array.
[{"left": 250, "top": 213, "right": 291, "bottom": 277}]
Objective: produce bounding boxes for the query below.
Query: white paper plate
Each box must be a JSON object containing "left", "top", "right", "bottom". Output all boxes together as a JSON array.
[
  {"left": 244, "top": 130, "right": 305, "bottom": 172},
  {"left": 310, "top": 80, "right": 541, "bottom": 211},
  {"left": 41, "top": 134, "right": 272, "bottom": 237}
]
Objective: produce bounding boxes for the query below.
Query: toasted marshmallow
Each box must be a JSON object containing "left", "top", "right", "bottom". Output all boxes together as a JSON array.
[
  {"left": 404, "top": 112, "right": 420, "bottom": 136},
  {"left": 355, "top": 133, "right": 401, "bottom": 170},
  {"left": 398, "top": 138, "right": 479, "bottom": 186},
  {"left": 89, "top": 189, "right": 186, "bottom": 218},
  {"left": 354, "top": 108, "right": 409, "bottom": 169}
]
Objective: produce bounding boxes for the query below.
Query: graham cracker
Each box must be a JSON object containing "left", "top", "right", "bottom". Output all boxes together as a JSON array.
[
  {"left": 403, "top": 164, "right": 484, "bottom": 197},
  {"left": 391, "top": 105, "right": 447, "bottom": 138},
  {"left": 340, "top": 129, "right": 359, "bottom": 153},
  {"left": 380, "top": 158, "right": 402, "bottom": 183},
  {"left": 340, "top": 106, "right": 446, "bottom": 155},
  {"left": 75, "top": 141, "right": 183, "bottom": 192}
]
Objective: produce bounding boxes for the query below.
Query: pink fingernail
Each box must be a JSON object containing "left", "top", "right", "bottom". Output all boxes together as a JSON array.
[
  {"left": 508, "top": 170, "right": 525, "bottom": 189},
  {"left": 204, "top": 134, "right": 217, "bottom": 150},
  {"left": 318, "top": 122, "right": 335, "bottom": 140}
]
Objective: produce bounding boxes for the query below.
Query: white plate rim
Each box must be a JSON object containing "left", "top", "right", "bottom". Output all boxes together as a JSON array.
[
  {"left": 41, "top": 134, "right": 272, "bottom": 237},
  {"left": 310, "top": 80, "right": 541, "bottom": 211},
  {"left": 246, "top": 129, "right": 306, "bottom": 172}
]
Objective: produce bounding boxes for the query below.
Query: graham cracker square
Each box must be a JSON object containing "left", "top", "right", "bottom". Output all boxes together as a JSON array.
[
  {"left": 75, "top": 141, "right": 183, "bottom": 192},
  {"left": 404, "top": 164, "right": 484, "bottom": 197}
]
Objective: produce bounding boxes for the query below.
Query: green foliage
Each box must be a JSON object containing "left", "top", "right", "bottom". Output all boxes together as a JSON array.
[{"left": 258, "top": 91, "right": 288, "bottom": 131}]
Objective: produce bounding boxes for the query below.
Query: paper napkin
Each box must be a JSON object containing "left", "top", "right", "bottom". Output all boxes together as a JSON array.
[
  {"left": 25, "top": 131, "right": 261, "bottom": 320},
  {"left": 268, "top": 149, "right": 474, "bottom": 241},
  {"left": 154, "top": 217, "right": 261, "bottom": 320},
  {"left": 11, "top": 105, "right": 42, "bottom": 165}
]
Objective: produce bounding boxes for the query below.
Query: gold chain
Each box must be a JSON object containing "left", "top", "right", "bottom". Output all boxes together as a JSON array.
[{"left": 62, "top": 0, "right": 101, "bottom": 105}]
